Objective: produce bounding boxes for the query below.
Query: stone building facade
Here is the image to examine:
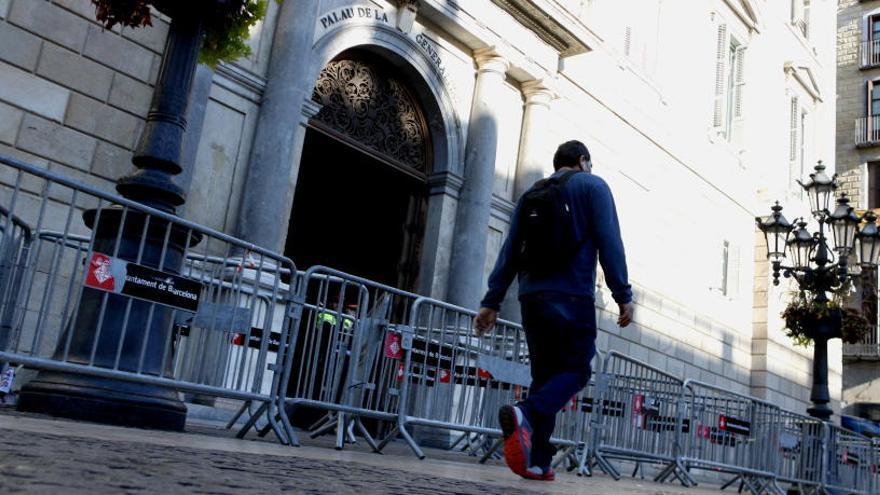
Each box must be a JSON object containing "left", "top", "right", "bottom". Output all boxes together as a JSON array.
[
  {"left": 837, "top": 0, "right": 880, "bottom": 421},
  {"left": 0, "top": 0, "right": 839, "bottom": 415}
]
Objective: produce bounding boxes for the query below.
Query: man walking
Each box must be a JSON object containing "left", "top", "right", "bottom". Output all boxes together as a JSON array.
[{"left": 474, "top": 140, "right": 633, "bottom": 481}]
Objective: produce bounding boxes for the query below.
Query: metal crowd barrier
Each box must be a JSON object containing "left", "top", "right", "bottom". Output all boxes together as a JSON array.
[
  {"left": 667, "top": 380, "right": 780, "bottom": 493},
  {"left": 768, "top": 409, "right": 824, "bottom": 493},
  {"left": 2, "top": 154, "right": 880, "bottom": 495},
  {"left": 583, "top": 351, "right": 688, "bottom": 483},
  {"left": 390, "top": 297, "right": 531, "bottom": 459},
  {"left": 270, "top": 266, "right": 421, "bottom": 450},
  {"left": 823, "top": 423, "right": 874, "bottom": 494},
  {"left": 0, "top": 154, "right": 296, "bottom": 442}
]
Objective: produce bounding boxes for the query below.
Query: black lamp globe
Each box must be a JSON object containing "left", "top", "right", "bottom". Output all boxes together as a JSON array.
[
  {"left": 828, "top": 194, "right": 859, "bottom": 255},
  {"left": 756, "top": 202, "right": 792, "bottom": 261},
  {"left": 857, "top": 211, "right": 880, "bottom": 267},
  {"left": 799, "top": 161, "right": 836, "bottom": 216},
  {"left": 788, "top": 221, "right": 815, "bottom": 270}
]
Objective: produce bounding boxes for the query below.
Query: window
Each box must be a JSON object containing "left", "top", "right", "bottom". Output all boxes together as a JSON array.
[
  {"left": 871, "top": 79, "right": 880, "bottom": 117},
  {"left": 869, "top": 162, "right": 880, "bottom": 209},
  {"left": 719, "top": 240, "right": 740, "bottom": 298},
  {"left": 789, "top": 96, "right": 803, "bottom": 191},
  {"left": 713, "top": 23, "right": 746, "bottom": 141},
  {"left": 871, "top": 14, "right": 880, "bottom": 42},
  {"left": 792, "top": 0, "right": 809, "bottom": 38}
]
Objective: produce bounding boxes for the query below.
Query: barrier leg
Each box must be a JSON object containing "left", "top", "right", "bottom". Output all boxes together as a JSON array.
[
  {"left": 576, "top": 445, "right": 593, "bottom": 477},
  {"left": 376, "top": 425, "right": 399, "bottom": 451},
  {"left": 235, "top": 401, "right": 268, "bottom": 439},
  {"left": 335, "top": 413, "right": 346, "bottom": 450},
  {"left": 353, "top": 417, "right": 382, "bottom": 454},
  {"left": 478, "top": 438, "right": 502, "bottom": 464},
  {"left": 264, "top": 401, "right": 290, "bottom": 445},
  {"left": 399, "top": 421, "right": 426, "bottom": 460},
  {"left": 310, "top": 416, "right": 339, "bottom": 439},
  {"left": 226, "top": 401, "right": 250, "bottom": 429},
  {"left": 277, "top": 401, "right": 301, "bottom": 447},
  {"left": 308, "top": 412, "right": 333, "bottom": 432}
]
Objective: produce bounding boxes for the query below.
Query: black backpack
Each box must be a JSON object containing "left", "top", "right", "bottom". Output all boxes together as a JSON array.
[{"left": 515, "top": 170, "right": 582, "bottom": 274}]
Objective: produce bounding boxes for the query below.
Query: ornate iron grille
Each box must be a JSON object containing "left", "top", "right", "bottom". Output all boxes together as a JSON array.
[{"left": 311, "top": 57, "right": 431, "bottom": 174}]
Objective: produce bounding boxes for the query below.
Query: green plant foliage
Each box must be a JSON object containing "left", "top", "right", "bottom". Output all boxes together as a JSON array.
[
  {"left": 90, "top": 0, "right": 277, "bottom": 66},
  {"left": 781, "top": 283, "right": 870, "bottom": 347}
]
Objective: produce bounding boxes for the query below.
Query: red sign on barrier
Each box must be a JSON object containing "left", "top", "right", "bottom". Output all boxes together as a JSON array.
[
  {"left": 83, "top": 252, "right": 202, "bottom": 312},
  {"left": 477, "top": 368, "right": 492, "bottom": 380},
  {"left": 438, "top": 369, "right": 451, "bottom": 383},
  {"left": 384, "top": 331, "right": 403, "bottom": 359},
  {"left": 633, "top": 394, "right": 646, "bottom": 428}
]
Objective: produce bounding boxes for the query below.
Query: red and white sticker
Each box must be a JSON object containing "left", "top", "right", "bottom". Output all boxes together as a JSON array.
[
  {"left": 396, "top": 362, "right": 405, "bottom": 382},
  {"left": 84, "top": 253, "right": 116, "bottom": 291},
  {"left": 633, "top": 394, "right": 646, "bottom": 428},
  {"left": 438, "top": 369, "right": 451, "bottom": 383},
  {"left": 477, "top": 368, "right": 493, "bottom": 380},
  {"left": 384, "top": 332, "right": 403, "bottom": 359}
]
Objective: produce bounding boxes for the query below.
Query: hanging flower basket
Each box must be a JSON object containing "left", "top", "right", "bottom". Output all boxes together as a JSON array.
[
  {"left": 90, "top": 0, "right": 275, "bottom": 66},
  {"left": 782, "top": 297, "right": 868, "bottom": 346}
]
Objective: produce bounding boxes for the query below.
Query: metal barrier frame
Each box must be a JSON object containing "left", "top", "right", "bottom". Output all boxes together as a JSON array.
[{"left": 0, "top": 154, "right": 297, "bottom": 443}]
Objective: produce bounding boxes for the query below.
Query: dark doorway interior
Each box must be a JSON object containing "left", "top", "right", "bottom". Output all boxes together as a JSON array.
[{"left": 285, "top": 128, "right": 426, "bottom": 290}]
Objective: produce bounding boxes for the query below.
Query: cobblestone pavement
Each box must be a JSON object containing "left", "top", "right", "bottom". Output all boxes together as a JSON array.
[{"left": 0, "top": 411, "right": 726, "bottom": 495}]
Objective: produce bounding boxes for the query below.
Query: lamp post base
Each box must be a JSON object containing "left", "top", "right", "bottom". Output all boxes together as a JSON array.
[
  {"left": 18, "top": 371, "right": 186, "bottom": 431},
  {"left": 806, "top": 403, "right": 833, "bottom": 422}
]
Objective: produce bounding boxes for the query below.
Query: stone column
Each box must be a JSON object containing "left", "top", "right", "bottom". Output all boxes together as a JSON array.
[
  {"left": 235, "top": 0, "right": 319, "bottom": 252},
  {"left": 446, "top": 48, "right": 509, "bottom": 309},
  {"left": 513, "top": 80, "right": 554, "bottom": 200}
]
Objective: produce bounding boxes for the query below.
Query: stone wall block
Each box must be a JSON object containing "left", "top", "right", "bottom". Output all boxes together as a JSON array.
[
  {"left": 91, "top": 140, "right": 133, "bottom": 181},
  {"left": 0, "top": 63, "right": 69, "bottom": 122},
  {"left": 37, "top": 43, "right": 114, "bottom": 100},
  {"left": 0, "top": 101, "right": 23, "bottom": 145},
  {"left": 82, "top": 24, "right": 154, "bottom": 82},
  {"left": 120, "top": 20, "right": 169, "bottom": 54},
  {"left": 8, "top": 0, "right": 88, "bottom": 49},
  {"left": 108, "top": 73, "right": 153, "bottom": 117},
  {"left": 65, "top": 93, "right": 141, "bottom": 148},
  {"left": 0, "top": 21, "right": 41, "bottom": 71},
  {"left": 17, "top": 113, "right": 97, "bottom": 171}
]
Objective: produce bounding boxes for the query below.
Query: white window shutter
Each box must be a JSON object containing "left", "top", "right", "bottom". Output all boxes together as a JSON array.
[
  {"left": 733, "top": 46, "right": 746, "bottom": 119},
  {"left": 789, "top": 96, "right": 799, "bottom": 184},
  {"left": 789, "top": 97, "right": 799, "bottom": 162},
  {"left": 803, "top": 1, "right": 810, "bottom": 38},
  {"left": 791, "top": 0, "right": 803, "bottom": 23},
  {"left": 713, "top": 23, "right": 728, "bottom": 128},
  {"left": 727, "top": 244, "right": 741, "bottom": 298}
]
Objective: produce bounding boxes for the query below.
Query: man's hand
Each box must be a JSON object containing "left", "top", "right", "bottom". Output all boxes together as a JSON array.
[
  {"left": 617, "top": 302, "right": 634, "bottom": 327},
  {"left": 474, "top": 307, "right": 498, "bottom": 337}
]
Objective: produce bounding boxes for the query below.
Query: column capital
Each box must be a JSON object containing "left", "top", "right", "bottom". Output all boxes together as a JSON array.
[
  {"left": 473, "top": 47, "right": 510, "bottom": 76},
  {"left": 521, "top": 79, "right": 555, "bottom": 107}
]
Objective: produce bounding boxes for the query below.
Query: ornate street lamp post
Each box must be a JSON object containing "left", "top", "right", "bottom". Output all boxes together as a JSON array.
[
  {"left": 756, "top": 162, "right": 880, "bottom": 421},
  {"left": 18, "top": 5, "right": 206, "bottom": 430}
]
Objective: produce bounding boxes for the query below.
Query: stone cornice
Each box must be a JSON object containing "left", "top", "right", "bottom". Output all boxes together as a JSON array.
[
  {"left": 488, "top": 0, "right": 595, "bottom": 57},
  {"left": 215, "top": 62, "right": 266, "bottom": 103}
]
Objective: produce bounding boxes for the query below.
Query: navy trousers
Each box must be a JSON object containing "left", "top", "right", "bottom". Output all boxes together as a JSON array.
[{"left": 518, "top": 292, "right": 597, "bottom": 469}]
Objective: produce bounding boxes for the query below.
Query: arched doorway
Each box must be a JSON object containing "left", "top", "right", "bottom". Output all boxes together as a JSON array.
[{"left": 285, "top": 49, "right": 432, "bottom": 291}]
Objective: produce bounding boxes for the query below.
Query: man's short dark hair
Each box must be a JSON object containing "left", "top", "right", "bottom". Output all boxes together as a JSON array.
[{"left": 553, "top": 140, "right": 590, "bottom": 170}]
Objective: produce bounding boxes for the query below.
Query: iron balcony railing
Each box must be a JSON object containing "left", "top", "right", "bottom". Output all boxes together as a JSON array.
[
  {"left": 854, "top": 116, "right": 880, "bottom": 146},
  {"left": 861, "top": 40, "right": 880, "bottom": 68},
  {"left": 843, "top": 325, "right": 880, "bottom": 359}
]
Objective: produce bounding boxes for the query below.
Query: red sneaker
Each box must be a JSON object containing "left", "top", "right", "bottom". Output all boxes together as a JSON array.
[
  {"left": 498, "top": 405, "right": 532, "bottom": 477},
  {"left": 522, "top": 466, "right": 555, "bottom": 481}
]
